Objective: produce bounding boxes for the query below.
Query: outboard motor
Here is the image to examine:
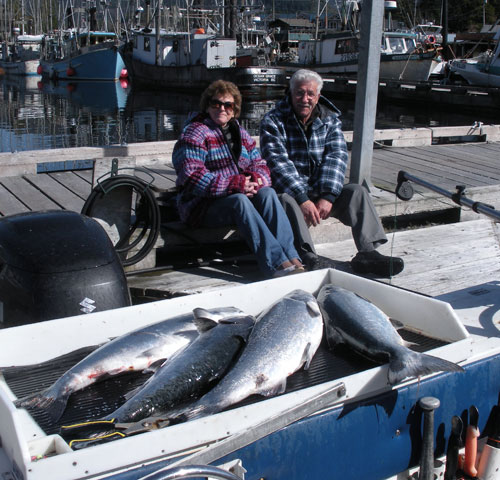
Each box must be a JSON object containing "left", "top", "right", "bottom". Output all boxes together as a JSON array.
[{"left": 0, "top": 210, "right": 131, "bottom": 327}]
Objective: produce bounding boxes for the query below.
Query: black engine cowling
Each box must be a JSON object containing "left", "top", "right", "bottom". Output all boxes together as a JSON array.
[{"left": 0, "top": 210, "right": 131, "bottom": 327}]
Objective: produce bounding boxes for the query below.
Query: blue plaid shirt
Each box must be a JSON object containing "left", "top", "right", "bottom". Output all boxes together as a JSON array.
[{"left": 260, "top": 95, "right": 348, "bottom": 205}]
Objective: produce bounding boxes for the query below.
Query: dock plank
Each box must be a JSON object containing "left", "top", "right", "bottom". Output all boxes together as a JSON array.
[
  {"left": 23, "top": 174, "right": 86, "bottom": 212},
  {"left": 135, "top": 166, "right": 177, "bottom": 192},
  {"left": 0, "top": 183, "right": 29, "bottom": 216},
  {"left": 48, "top": 171, "right": 92, "bottom": 200},
  {"left": 413, "top": 145, "right": 500, "bottom": 174},
  {"left": 0, "top": 176, "right": 60, "bottom": 212},
  {"left": 371, "top": 150, "right": 478, "bottom": 190},
  {"left": 373, "top": 148, "right": 497, "bottom": 186},
  {"left": 128, "top": 219, "right": 500, "bottom": 300}
]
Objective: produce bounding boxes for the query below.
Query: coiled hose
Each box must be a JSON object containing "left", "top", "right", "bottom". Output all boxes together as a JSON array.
[{"left": 81, "top": 173, "right": 161, "bottom": 267}]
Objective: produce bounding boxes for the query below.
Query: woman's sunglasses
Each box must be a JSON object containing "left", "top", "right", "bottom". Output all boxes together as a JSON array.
[{"left": 209, "top": 99, "right": 234, "bottom": 111}]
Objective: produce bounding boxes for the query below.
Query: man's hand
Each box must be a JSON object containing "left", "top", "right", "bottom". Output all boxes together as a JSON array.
[
  {"left": 315, "top": 198, "right": 333, "bottom": 220},
  {"left": 300, "top": 200, "right": 321, "bottom": 227},
  {"left": 243, "top": 176, "right": 258, "bottom": 197}
]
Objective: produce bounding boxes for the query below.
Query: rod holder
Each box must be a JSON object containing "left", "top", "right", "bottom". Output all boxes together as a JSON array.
[{"left": 419, "top": 396, "right": 441, "bottom": 480}]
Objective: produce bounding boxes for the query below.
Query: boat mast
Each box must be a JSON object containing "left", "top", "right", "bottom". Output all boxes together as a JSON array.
[{"left": 155, "top": 0, "right": 160, "bottom": 65}]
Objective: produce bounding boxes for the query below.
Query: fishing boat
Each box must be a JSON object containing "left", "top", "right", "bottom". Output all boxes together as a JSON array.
[
  {"left": 0, "top": 35, "right": 43, "bottom": 76},
  {"left": 282, "top": 29, "right": 442, "bottom": 82},
  {"left": 448, "top": 29, "right": 500, "bottom": 87},
  {"left": 38, "top": 30, "right": 127, "bottom": 82},
  {"left": 123, "top": 29, "right": 287, "bottom": 97},
  {"left": 0, "top": 264, "right": 499, "bottom": 479}
]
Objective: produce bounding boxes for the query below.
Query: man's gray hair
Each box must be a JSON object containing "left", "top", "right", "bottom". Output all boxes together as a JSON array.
[{"left": 290, "top": 69, "right": 324, "bottom": 94}]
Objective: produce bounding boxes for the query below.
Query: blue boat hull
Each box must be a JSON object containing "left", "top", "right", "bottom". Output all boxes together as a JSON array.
[
  {"left": 40, "top": 46, "right": 125, "bottom": 81},
  {"left": 106, "top": 353, "right": 500, "bottom": 480}
]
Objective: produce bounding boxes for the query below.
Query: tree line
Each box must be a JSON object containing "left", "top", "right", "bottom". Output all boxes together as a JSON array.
[{"left": 267, "top": 0, "right": 500, "bottom": 33}]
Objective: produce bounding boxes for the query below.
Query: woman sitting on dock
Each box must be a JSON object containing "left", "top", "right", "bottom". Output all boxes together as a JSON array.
[{"left": 172, "top": 79, "right": 304, "bottom": 278}]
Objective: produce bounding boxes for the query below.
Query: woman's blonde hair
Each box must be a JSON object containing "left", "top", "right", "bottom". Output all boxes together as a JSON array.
[{"left": 200, "top": 80, "right": 242, "bottom": 118}]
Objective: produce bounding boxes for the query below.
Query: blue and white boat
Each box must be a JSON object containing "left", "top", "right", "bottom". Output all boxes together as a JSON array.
[
  {"left": 449, "top": 29, "right": 500, "bottom": 87},
  {"left": 39, "top": 30, "right": 127, "bottom": 82},
  {"left": 0, "top": 35, "right": 43, "bottom": 76},
  {"left": 0, "top": 266, "right": 498, "bottom": 480}
]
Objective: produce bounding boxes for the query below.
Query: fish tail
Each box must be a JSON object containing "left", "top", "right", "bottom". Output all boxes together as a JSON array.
[
  {"left": 15, "top": 388, "right": 70, "bottom": 422},
  {"left": 171, "top": 404, "right": 212, "bottom": 424},
  {"left": 388, "top": 350, "right": 464, "bottom": 385}
]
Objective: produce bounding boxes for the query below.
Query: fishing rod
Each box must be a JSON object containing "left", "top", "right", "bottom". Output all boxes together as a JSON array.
[{"left": 395, "top": 170, "right": 500, "bottom": 223}]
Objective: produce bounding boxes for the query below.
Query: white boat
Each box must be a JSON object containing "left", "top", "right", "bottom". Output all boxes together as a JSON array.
[
  {"left": 0, "top": 35, "right": 43, "bottom": 76},
  {"left": 411, "top": 22, "right": 443, "bottom": 46},
  {"left": 123, "top": 29, "right": 287, "bottom": 97},
  {"left": 448, "top": 30, "right": 500, "bottom": 87},
  {"left": 283, "top": 29, "right": 442, "bottom": 82},
  {"left": 0, "top": 267, "right": 498, "bottom": 479}
]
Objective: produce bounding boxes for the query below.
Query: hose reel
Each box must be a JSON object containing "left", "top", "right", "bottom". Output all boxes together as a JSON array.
[{"left": 81, "top": 166, "right": 161, "bottom": 267}]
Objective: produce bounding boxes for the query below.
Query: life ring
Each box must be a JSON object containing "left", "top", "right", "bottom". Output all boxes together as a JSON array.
[{"left": 424, "top": 35, "right": 436, "bottom": 45}]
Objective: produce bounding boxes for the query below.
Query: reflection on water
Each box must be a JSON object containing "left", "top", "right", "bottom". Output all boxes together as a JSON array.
[{"left": 0, "top": 76, "right": 497, "bottom": 153}]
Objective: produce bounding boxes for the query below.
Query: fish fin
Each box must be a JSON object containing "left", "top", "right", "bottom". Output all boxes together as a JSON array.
[
  {"left": 302, "top": 342, "right": 314, "bottom": 371},
  {"left": 388, "top": 350, "right": 464, "bottom": 385},
  {"left": 142, "top": 358, "right": 167, "bottom": 374},
  {"left": 261, "top": 379, "right": 287, "bottom": 397},
  {"left": 389, "top": 318, "right": 405, "bottom": 330},
  {"left": 175, "top": 404, "right": 211, "bottom": 423},
  {"left": 306, "top": 300, "right": 321, "bottom": 318},
  {"left": 192, "top": 315, "right": 218, "bottom": 333},
  {"left": 123, "top": 385, "right": 144, "bottom": 400},
  {"left": 324, "top": 326, "right": 345, "bottom": 349}
]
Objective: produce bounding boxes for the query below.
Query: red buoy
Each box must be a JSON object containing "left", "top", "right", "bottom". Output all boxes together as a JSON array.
[
  {"left": 66, "top": 66, "right": 76, "bottom": 77},
  {"left": 37, "top": 64, "right": 43, "bottom": 75},
  {"left": 119, "top": 68, "right": 128, "bottom": 79}
]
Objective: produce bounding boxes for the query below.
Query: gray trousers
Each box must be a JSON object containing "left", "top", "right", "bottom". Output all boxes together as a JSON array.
[{"left": 278, "top": 183, "right": 387, "bottom": 258}]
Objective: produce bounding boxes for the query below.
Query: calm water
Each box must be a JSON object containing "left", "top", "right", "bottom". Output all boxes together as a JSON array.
[{"left": 1, "top": 75, "right": 498, "bottom": 154}]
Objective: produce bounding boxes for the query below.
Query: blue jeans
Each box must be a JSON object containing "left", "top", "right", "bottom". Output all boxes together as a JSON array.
[{"left": 201, "top": 187, "right": 300, "bottom": 277}]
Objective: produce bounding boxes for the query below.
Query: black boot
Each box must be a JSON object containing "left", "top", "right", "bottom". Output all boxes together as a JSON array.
[
  {"left": 351, "top": 250, "right": 404, "bottom": 277},
  {"left": 302, "top": 252, "right": 321, "bottom": 271}
]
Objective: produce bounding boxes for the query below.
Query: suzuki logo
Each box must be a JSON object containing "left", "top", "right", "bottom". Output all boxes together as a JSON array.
[{"left": 80, "top": 297, "right": 96, "bottom": 314}]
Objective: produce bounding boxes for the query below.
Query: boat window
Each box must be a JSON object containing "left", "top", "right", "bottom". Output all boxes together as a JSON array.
[
  {"left": 388, "top": 37, "right": 405, "bottom": 53},
  {"left": 406, "top": 38, "right": 416, "bottom": 49},
  {"left": 335, "top": 38, "right": 358, "bottom": 55},
  {"left": 144, "top": 37, "right": 150, "bottom": 52}
]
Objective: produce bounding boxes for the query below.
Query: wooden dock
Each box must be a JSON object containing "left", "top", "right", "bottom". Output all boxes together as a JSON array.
[
  {"left": 1, "top": 129, "right": 499, "bottom": 219},
  {"left": 1, "top": 128, "right": 499, "bottom": 299}
]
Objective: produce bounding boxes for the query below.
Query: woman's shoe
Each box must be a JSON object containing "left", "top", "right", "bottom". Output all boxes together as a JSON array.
[{"left": 272, "top": 265, "right": 297, "bottom": 278}]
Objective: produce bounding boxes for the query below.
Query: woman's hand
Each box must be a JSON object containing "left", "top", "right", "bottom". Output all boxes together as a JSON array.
[{"left": 244, "top": 176, "right": 259, "bottom": 197}]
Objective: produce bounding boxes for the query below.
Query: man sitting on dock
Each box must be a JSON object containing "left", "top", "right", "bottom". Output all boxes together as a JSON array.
[{"left": 259, "top": 69, "right": 404, "bottom": 277}]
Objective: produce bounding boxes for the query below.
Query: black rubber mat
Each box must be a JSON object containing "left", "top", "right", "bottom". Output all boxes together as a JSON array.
[{"left": 2, "top": 328, "right": 447, "bottom": 438}]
